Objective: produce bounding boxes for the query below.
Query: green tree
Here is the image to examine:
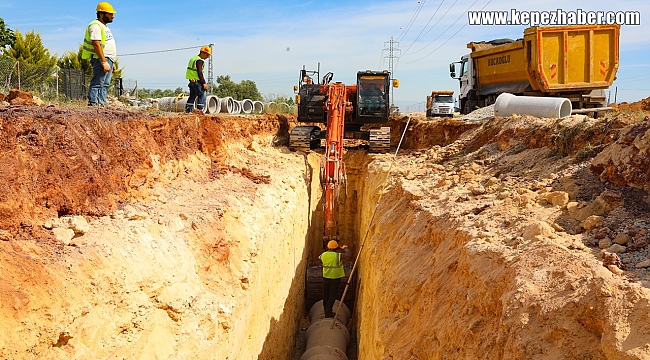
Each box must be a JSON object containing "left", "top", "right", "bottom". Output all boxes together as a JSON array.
[
  {"left": 5, "top": 30, "right": 57, "bottom": 92},
  {"left": 212, "top": 75, "right": 262, "bottom": 101},
  {"left": 0, "top": 18, "right": 16, "bottom": 51}
]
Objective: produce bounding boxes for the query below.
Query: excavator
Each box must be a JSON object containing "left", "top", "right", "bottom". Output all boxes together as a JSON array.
[{"left": 291, "top": 65, "right": 398, "bottom": 249}]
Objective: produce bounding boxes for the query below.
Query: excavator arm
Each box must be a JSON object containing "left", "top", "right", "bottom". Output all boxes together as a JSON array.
[{"left": 321, "top": 82, "right": 353, "bottom": 247}]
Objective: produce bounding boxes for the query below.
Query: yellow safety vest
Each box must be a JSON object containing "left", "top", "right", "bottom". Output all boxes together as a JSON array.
[
  {"left": 186, "top": 55, "right": 202, "bottom": 80},
  {"left": 82, "top": 20, "right": 106, "bottom": 60},
  {"left": 319, "top": 251, "right": 345, "bottom": 279}
]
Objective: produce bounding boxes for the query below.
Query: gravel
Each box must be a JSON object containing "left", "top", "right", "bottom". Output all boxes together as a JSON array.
[{"left": 458, "top": 104, "right": 495, "bottom": 122}]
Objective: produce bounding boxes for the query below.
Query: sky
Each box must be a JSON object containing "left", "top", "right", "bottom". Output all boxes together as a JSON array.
[{"left": 1, "top": 0, "right": 648, "bottom": 111}]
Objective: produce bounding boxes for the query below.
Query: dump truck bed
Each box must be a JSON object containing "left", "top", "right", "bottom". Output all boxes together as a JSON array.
[{"left": 469, "top": 25, "right": 619, "bottom": 95}]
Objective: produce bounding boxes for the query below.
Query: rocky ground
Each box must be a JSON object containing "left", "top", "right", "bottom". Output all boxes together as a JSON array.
[{"left": 1, "top": 94, "right": 650, "bottom": 359}]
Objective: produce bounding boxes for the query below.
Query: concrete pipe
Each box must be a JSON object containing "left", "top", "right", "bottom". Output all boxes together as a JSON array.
[
  {"left": 267, "top": 102, "right": 278, "bottom": 112},
  {"left": 309, "top": 300, "right": 350, "bottom": 325},
  {"left": 241, "top": 99, "right": 254, "bottom": 114},
  {"left": 305, "top": 319, "right": 350, "bottom": 354},
  {"left": 252, "top": 100, "right": 264, "bottom": 113},
  {"left": 177, "top": 96, "right": 196, "bottom": 112},
  {"left": 230, "top": 100, "right": 242, "bottom": 114},
  {"left": 205, "top": 95, "right": 220, "bottom": 114},
  {"left": 300, "top": 345, "right": 349, "bottom": 360},
  {"left": 494, "top": 92, "right": 572, "bottom": 118},
  {"left": 158, "top": 96, "right": 184, "bottom": 112},
  {"left": 219, "top": 96, "right": 234, "bottom": 113}
]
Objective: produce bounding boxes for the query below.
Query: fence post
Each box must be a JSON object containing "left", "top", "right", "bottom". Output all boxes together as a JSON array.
[{"left": 17, "top": 61, "right": 20, "bottom": 90}]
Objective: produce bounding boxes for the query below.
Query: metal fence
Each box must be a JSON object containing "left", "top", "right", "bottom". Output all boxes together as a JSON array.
[{"left": 0, "top": 57, "right": 123, "bottom": 102}]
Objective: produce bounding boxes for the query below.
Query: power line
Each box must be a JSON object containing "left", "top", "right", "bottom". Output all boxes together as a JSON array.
[
  {"left": 401, "top": 0, "right": 491, "bottom": 65},
  {"left": 118, "top": 44, "right": 206, "bottom": 57},
  {"left": 400, "top": 0, "right": 449, "bottom": 56},
  {"left": 396, "top": 0, "right": 427, "bottom": 43},
  {"left": 402, "top": 0, "right": 460, "bottom": 57}
]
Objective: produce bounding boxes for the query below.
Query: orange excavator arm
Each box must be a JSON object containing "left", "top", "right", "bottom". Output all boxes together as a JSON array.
[{"left": 321, "top": 82, "right": 354, "bottom": 248}]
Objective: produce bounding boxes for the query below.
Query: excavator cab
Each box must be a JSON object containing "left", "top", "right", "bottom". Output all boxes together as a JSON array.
[
  {"left": 356, "top": 71, "right": 391, "bottom": 123},
  {"left": 290, "top": 66, "right": 393, "bottom": 153}
]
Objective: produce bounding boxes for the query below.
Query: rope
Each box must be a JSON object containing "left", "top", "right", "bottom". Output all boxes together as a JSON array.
[{"left": 330, "top": 117, "right": 412, "bottom": 329}]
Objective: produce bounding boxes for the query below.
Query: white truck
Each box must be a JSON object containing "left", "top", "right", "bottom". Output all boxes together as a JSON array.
[{"left": 425, "top": 90, "right": 455, "bottom": 117}]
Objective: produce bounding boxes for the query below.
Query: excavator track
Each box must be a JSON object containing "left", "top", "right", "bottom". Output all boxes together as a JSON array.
[
  {"left": 289, "top": 126, "right": 321, "bottom": 152},
  {"left": 369, "top": 126, "right": 391, "bottom": 153}
]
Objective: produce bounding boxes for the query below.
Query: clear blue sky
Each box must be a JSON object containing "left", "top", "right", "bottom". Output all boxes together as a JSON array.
[{"left": 1, "top": 0, "right": 648, "bottom": 110}]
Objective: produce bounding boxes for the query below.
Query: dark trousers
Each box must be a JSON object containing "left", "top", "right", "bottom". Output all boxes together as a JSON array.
[
  {"left": 323, "top": 277, "right": 341, "bottom": 315},
  {"left": 185, "top": 81, "right": 206, "bottom": 112}
]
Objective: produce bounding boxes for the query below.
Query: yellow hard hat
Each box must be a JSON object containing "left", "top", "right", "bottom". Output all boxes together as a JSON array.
[
  {"left": 200, "top": 45, "right": 212, "bottom": 55},
  {"left": 96, "top": 2, "right": 116, "bottom": 13},
  {"left": 327, "top": 240, "right": 338, "bottom": 250}
]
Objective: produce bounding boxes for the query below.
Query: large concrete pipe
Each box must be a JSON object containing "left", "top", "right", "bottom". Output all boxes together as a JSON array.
[
  {"left": 305, "top": 319, "right": 350, "bottom": 354},
  {"left": 205, "top": 95, "right": 220, "bottom": 114},
  {"left": 309, "top": 300, "right": 350, "bottom": 325},
  {"left": 177, "top": 96, "right": 194, "bottom": 112},
  {"left": 494, "top": 92, "right": 572, "bottom": 118},
  {"left": 241, "top": 99, "right": 254, "bottom": 114},
  {"left": 219, "top": 96, "right": 234, "bottom": 113},
  {"left": 158, "top": 96, "right": 185, "bottom": 112},
  {"left": 300, "top": 345, "right": 349, "bottom": 360},
  {"left": 252, "top": 100, "right": 264, "bottom": 113},
  {"left": 230, "top": 100, "right": 242, "bottom": 114}
]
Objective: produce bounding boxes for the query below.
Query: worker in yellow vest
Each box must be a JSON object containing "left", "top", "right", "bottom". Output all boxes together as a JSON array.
[
  {"left": 82, "top": 2, "right": 117, "bottom": 107},
  {"left": 185, "top": 46, "right": 211, "bottom": 113},
  {"left": 318, "top": 240, "right": 351, "bottom": 318}
]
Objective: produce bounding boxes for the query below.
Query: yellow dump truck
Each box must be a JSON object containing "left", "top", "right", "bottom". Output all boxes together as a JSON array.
[
  {"left": 426, "top": 90, "right": 455, "bottom": 117},
  {"left": 450, "top": 24, "right": 619, "bottom": 114}
]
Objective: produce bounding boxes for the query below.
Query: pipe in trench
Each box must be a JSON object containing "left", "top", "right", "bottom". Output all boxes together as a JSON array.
[
  {"left": 300, "top": 300, "right": 350, "bottom": 360},
  {"left": 494, "top": 92, "right": 572, "bottom": 118}
]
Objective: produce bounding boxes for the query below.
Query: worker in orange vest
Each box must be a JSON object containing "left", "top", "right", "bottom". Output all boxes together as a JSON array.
[{"left": 319, "top": 240, "right": 351, "bottom": 318}]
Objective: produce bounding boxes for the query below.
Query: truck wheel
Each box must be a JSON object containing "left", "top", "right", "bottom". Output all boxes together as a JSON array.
[{"left": 462, "top": 100, "right": 471, "bottom": 115}]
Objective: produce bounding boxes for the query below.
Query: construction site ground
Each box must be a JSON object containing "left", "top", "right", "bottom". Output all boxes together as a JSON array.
[{"left": 1, "top": 96, "right": 650, "bottom": 359}]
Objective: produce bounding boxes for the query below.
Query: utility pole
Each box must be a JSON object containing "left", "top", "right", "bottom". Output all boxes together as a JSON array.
[
  {"left": 207, "top": 43, "right": 215, "bottom": 95},
  {"left": 382, "top": 36, "right": 400, "bottom": 110}
]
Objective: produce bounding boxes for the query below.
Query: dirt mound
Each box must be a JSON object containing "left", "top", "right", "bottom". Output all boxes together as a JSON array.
[{"left": 611, "top": 96, "right": 650, "bottom": 112}]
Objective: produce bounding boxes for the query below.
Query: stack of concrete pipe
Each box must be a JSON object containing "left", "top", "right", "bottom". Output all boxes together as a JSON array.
[
  {"left": 157, "top": 95, "right": 265, "bottom": 114},
  {"left": 301, "top": 300, "right": 351, "bottom": 360}
]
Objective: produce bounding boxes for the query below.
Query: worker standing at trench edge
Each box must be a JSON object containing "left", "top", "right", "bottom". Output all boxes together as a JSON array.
[
  {"left": 319, "top": 240, "right": 351, "bottom": 318},
  {"left": 185, "top": 46, "right": 211, "bottom": 113},
  {"left": 82, "top": 2, "right": 118, "bottom": 107}
]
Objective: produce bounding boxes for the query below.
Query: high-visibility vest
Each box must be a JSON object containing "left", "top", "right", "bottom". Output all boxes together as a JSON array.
[
  {"left": 319, "top": 251, "right": 345, "bottom": 279},
  {"left": 81, "top": 20, "right": 106, "bottom": 60},
  {"left": 186, "top": 55, "right": 202, "bottom": 80}
]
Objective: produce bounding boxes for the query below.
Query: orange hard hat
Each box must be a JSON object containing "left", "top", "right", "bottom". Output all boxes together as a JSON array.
[
  {"left": 96, "top": 2, "right": 116, "bottom": 13},
  {"left": 327, "top": 240, "right": 338, "bottom": 249},
  {"left": 200, "top": 45, "right": 212, "bottom": 55}
]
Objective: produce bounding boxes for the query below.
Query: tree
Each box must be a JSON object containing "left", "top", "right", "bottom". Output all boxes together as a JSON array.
[
  {"left": 5, "top": 30, "right": 57, "bottom": 92},
  {"left": 212, "top": 75, "right": 262, "bottom": 101},
  {"left": 0, "top": 18, "right": 16, "bottom": 51}
]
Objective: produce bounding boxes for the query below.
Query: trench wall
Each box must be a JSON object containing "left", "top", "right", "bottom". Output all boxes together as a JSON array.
[{"left": 353, "top": 159, "right": 650, "bottom": 359}]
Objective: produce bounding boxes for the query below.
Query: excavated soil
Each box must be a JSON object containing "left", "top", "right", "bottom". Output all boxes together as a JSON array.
[{"left": 1, "top": 98, "right": 650, "bottom": 359}]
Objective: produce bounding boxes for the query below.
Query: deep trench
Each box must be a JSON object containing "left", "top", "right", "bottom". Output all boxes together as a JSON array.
[{"left": 289, "top": 149, "right": 372, "bottom": 360}]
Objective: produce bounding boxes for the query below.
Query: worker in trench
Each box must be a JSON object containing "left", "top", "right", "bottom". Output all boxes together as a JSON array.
[
  {"left": 184, "top": 45, "right": 211, "bottom": 113},
  {"left": 319, "top": 240, "right": 351, "bottom": 318}
]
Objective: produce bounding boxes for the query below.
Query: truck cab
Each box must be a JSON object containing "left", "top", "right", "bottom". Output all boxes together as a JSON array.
[
  {"left": 426, "top": 91, "right": 455, "bottom": 117},
  {"left": 450, "top": 54, "right": 474, "bottom": 114}
]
